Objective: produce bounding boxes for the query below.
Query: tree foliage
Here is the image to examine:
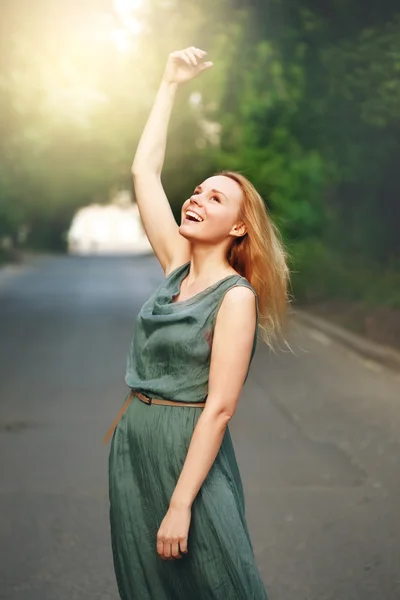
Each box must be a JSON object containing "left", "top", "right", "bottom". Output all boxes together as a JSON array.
[{"left": 0, "top": 0, "right": 399, "bottom": 306}]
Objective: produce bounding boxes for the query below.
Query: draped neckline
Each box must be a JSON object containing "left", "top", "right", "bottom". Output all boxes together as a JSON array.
[{"left": 169, "top": 261, "right": 241, "bottom": 307}]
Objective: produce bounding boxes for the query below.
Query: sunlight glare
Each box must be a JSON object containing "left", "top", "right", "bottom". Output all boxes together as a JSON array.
[
  {"left": 112, "top": 0, "right": 144, "bottom": 52},
  {"left": 110, "top": 28, "right": 131, "bottom": 53},
  {"left": 114, "top": 0, "right": 144, "bottom": 17}
]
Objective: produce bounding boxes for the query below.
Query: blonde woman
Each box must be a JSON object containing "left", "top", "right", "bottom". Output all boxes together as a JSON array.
[{"left": 105, "top": 46, "right": 290, "bottom": 599}]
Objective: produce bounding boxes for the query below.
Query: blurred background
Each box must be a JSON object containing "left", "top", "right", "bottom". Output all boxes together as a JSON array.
[
  {"left": 1, "top": 1, "right": 400, "bottom": 599},
  {"left": 0, "top": 0, "right": 399, "bottom": 346}
]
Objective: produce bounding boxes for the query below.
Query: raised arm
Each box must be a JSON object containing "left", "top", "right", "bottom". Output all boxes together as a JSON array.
[{"left": 131, "top": 47, "right": 213, "bottom": 274}]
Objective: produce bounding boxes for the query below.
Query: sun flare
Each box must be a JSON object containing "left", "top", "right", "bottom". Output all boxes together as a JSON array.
[
  {"left": 114, "top": 0, "right": 144, "bottom": 16},
  {"left": 111, "top": 0, "right": 144, "bottom": 52}
]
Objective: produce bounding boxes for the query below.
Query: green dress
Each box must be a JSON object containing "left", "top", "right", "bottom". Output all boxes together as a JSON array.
[{"left": 108, "top": 261, "right": 268, "bottom": 600}]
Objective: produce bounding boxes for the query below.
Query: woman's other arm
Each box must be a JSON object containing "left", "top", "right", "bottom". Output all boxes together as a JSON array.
[
  {"left": 169, "top": 286, "right": 257, "bottom": 509},
  {"left": 131, "top": 48, "right": 213, "bottom": 274}
]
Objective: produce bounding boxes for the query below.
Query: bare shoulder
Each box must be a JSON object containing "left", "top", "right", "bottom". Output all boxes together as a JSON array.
[
  {"left": 211, "top": 284, "right": 257, "bottom": 365},
  {"left": 217, "top": 285, "right": 257, "bottom": 322},
  {"left": 222, "top": 284, "right": 256, "bottom": 305}
]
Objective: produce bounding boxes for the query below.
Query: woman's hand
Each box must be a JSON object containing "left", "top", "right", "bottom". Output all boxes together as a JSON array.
[
  {"left": 156, "top": 503, "right": 192, "bottom": 560},
  {"left": 162, "top": 47, "right": 213, "bottom": 85}
]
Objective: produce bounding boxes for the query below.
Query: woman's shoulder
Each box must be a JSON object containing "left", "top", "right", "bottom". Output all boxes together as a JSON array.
[
  {"left": 217, "top": 275, "right": 258, "bottom": 308},
  {"left": 233, "top": 275, "right": 257, "bottom": 296}
]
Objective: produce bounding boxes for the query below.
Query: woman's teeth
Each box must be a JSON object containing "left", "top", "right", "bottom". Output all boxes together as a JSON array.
[{"left": 185, "top": 210, "right": 203, "bottom": 222}]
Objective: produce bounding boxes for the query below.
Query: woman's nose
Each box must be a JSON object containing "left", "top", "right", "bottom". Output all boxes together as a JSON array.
[{"left": 190, "top": 194, "right": 203, "bottom": 206}]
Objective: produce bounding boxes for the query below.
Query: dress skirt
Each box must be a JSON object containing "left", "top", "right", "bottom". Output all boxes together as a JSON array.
[{"left": 108, "top": 392, "right": 269, "bottom": 600}]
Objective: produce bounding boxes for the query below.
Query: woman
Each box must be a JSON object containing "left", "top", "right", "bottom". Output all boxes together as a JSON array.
[{"left": 105, "top": 47, "right": 290, "bottom": 599}]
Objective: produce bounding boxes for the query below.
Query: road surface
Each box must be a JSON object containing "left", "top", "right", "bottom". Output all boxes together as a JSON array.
[{"left": 0, "top": 254, "right": 399, "bottom": 600}]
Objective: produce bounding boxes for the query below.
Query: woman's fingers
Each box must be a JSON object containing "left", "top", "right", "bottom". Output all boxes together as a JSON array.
[
  {"left": 159, "top": 543, "right": 182, "bottom": 560},
  {"left": 172, "top": 47, "right": 206, "bottom": 61},
  {"left": 168, "top": 47, "right": 211, "bottom": 79},
  {"left": 185, "top": 53, "right": 213, "bottom": 76},
  {"left": 171, "top": 541, "right": 182, "bottom": 559},
  {"left": 157, "top": 539, "right": 186, "bottom": 560},
  {"left": 184, "top": 46, "right": 208, "bottom": 67},
  {"left": 157, "top": 538, "right": 165, "bottom": 559},
  {"left": 163, "top": 542, "right": 172, "bottom": 559},
  {"left": 189, "top": 47, "right": 210, "bottom": 67},
  {"left": 177, "top": 50, "right": 192, "bottom": 67},
  {"left": 184, "top": 49, "right": 197, "bottom": 66},
  {"left": 199, "top": 61, "right": 213, "bottom": 71},
  {"left": 191, "top": 46, "right": 207, "bottom": 58}
]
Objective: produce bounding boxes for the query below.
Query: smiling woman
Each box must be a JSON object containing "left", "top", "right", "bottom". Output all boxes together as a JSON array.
[{"left": 106, "top": 45, "right": 290, "bottom": 600}]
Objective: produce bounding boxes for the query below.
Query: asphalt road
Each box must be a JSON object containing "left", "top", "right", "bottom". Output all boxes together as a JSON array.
[{"left": 0, "top": 253, "right": 399, "bottom": 600}]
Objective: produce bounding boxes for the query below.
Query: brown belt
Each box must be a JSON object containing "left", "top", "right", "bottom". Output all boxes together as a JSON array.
[{"left": 103, "top": 389, "right": 206, "bottom": 444}]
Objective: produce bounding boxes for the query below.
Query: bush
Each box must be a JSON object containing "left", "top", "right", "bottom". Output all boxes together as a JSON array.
[{"left": 289, "top": 239, "right": 400, "bottom": 308}]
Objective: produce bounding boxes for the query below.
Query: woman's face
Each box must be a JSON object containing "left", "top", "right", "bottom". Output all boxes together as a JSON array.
[{"left": 180, "top": 175, "right": 246, "bottom": 243}]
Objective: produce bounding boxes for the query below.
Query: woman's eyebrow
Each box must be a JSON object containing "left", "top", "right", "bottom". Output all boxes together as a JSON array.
[
  {"left": 195, "top": 185, "right": 228, "bottom": 201},
  {"left": 212, "top": 188, "right": 228, "bottom": 200}
]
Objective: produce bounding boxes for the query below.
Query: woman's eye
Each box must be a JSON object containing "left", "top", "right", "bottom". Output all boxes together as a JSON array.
[{"left": 212, "top": 196, "right": 220, "bottom": 202}]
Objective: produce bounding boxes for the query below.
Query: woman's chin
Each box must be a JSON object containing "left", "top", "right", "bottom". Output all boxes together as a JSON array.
[{"left": 178, "top": 224, "right": 192, "bottom": 239}]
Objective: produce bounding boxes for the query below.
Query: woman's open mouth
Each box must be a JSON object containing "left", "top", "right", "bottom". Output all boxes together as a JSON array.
[
  {"left": 184, "top": 216, "right": 203, "bottom": 223},
  {"left": 184, "top": 210, "right": 204, "bottom": 223}
]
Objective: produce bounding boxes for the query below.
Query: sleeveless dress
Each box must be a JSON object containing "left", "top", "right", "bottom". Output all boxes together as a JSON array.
[{"left": 108, "top": 261, "right": 269, "bottom": 600}]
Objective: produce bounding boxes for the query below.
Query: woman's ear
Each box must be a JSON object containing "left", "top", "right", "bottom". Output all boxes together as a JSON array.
[{"left": 232, "top": 222, "right": 247, "bottom": 237}]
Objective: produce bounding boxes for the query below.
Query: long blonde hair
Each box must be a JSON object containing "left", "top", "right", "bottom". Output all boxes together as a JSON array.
[{"left": 215, "top": 170, "right": 291, "bottom": 350}]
